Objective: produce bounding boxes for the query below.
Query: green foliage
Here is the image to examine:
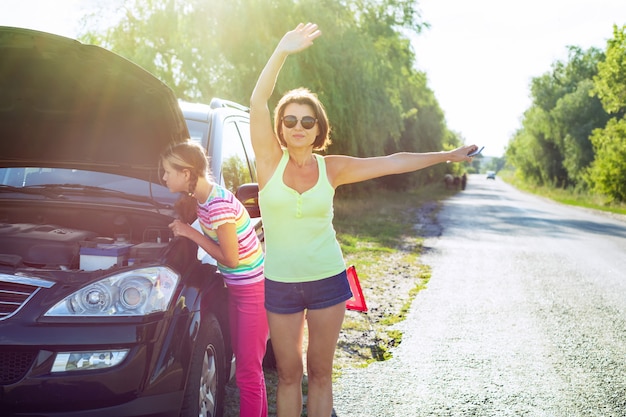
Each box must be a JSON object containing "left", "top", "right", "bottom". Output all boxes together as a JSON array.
[
  {"left": 593, "top": 25, "right": 626, "bottom": 115},
  {"left": 221, "top": 155, "right": 249, "bottom": 192},
  {"left": 507, "top": 106, "right": 562, "bottom": 185},
  {"left": 78, "top": 0, "right": 452, "bottom": 189},
  {"left": 586, "top": 117, "right": 626, "bottom": 202},
  {"left": 506, "top": 25, "right": 626, "bottom": 202},
  {"left": 554, "top": 79, "right": 607, "bottom": 184},
  {"left": 506, "top": 45, "right": 609, "bottom": 189},
  {"left": 587, "top": 25, "right": 626, "bottom": 202},
  {"left": 484, "top": 155, "right": 507, "bottom": 174}
]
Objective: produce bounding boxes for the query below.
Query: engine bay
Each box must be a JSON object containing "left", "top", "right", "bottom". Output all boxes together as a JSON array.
[{"left": 0, "top": 203, "right": 173, "bottom": 271}]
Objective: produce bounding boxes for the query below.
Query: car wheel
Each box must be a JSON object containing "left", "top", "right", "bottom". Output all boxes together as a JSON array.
[{"left": 180, "top": 314, "right": 226, "bottom": 417}]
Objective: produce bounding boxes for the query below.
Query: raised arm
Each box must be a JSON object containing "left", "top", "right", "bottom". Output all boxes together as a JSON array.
[
  {"left": 326, "top": 145, "right": 479, "bottom": 188},
  {"left": 249, "top": 23, "right": 321, "bottom": 185}
]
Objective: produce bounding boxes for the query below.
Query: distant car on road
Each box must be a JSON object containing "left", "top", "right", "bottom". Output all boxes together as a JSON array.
[{"left": 486, "top": 170, "right": 496, "bottom": 180}]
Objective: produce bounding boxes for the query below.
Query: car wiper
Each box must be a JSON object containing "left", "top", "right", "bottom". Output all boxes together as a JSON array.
[
  {"left": 0, "top": 184, "right": 66, "bottom": 199},
  {"left": 30, "top": 184, "right": 172, "bottom": 209}
]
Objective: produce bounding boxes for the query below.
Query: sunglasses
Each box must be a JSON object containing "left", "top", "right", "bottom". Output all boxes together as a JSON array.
[{"left": 281, "top": 115, "right": 317, "bottom": 130}]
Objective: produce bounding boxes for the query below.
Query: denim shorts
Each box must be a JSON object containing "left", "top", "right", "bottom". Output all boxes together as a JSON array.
[{"left": 264, "top": 270, "right": 353, "bottom": 314}]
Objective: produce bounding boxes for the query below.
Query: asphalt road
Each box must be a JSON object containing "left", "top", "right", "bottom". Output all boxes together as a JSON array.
[{"left": 332, "top": 174, "right": 626, "bottom": 417}]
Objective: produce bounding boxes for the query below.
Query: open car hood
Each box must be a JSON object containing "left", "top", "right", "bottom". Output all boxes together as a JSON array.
[{"left": 0, "top": 26, "right": 189, "bottom": 182}]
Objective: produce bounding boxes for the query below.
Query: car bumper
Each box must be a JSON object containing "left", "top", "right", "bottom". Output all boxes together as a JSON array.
[
  {"left": 0, "top": 315, "right": 192, "bottom": 416},
  {"left": 2, "top": 392, "right": 184, "bottom": 417}
]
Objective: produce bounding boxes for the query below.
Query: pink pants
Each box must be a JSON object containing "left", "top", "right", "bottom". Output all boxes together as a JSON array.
[{"left": 227, "top": 279, "right": 269, "bottom": 417}]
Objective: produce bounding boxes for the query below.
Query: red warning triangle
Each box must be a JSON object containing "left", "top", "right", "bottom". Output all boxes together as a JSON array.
[{"left": 345, "top": 265, "right": 368, "bottom": 312}]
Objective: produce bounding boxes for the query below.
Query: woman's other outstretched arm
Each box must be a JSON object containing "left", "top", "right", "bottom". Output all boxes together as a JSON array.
[{"left": 326, "top": 145, "right": 479, "bottom": 188}]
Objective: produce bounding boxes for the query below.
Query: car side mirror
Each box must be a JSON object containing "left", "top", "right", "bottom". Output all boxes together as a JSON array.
[{"left": 236, "top": 183, "right": 261, "bottom": 218}]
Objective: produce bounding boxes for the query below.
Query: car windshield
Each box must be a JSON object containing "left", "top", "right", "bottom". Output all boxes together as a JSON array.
[
  {"left": 0, "top": 167, "right": 178, "bottom": 206},
  {"left": 185, "top": 119, "right": 208, "bottom": 148}
]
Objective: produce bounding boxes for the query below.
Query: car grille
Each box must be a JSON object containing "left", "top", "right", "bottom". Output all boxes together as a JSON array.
[
  {"left": 0, "top": 350, "right": 38, "bottom": 385},
  {"left": 0, "top": 277, "right": 54, "bottom": 384},
  {"left": 0, "top": 280, "right": 39, "bottom": 320},
  {"left": 0, "top": 275, "right": 53, "bottom": 320}
]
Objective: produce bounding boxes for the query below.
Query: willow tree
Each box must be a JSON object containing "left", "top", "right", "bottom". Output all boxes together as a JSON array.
[{"left": 80, "top": 0, "right": 450, "bottom": 191}]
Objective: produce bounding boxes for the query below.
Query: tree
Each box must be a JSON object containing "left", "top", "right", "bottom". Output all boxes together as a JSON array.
[
  {"left": 586, "top": 118, "right": 626, "bottom": 202},
  {"left": 506, "top": 46, "right": 607, "bottom": 188},
  {"left": 79, "top": 0, "right": 450, "bottom": 191},
  {"left": 592, "top": 25, "right": 626, "bottom": 116},
  {"left": 80, "top": 0, "right": 226, "bottom": 101},
  {"left": 587, "top": 25, "right": 626, "bottom": 202},
  {"left": 507, "top": 106, "right": 561, "bottom": 185}
]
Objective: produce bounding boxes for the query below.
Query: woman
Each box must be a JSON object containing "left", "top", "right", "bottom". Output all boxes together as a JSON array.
[
  {"left": 161, "top": 141, "right": 268, "bottom": 417},
  {"left": 249, "top": 23, "right": 478, "bottom": 417}
]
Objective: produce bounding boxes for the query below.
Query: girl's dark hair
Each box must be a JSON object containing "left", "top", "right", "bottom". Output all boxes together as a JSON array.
[
  {"left": 160, "top": 141, "right": 211, "bottom": 223},
  {"left": 274, "top": 87, "right": 331, "bottom": 151}
]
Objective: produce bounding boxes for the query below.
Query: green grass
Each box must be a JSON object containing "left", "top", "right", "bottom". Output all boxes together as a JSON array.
[
  {"left": 330, "top": 184, "right": 448, "bottom": 371},
  {"left": 334, "top": 184, "right": 452, "bottom": 255},
  {"left": 499, "top": 169, "right": 626, "bottom": 216},
  {"left": 378, "top": 265, "right": 431, "bottom": 327}
]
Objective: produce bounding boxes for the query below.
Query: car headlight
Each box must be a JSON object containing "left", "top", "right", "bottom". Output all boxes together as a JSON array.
[{"left": 45, "top": 266, "right": 179, "bottom": 317}]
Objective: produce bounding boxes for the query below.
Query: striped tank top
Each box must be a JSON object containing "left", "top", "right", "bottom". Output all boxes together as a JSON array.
[{"left": 197, "top": 183, "right": 264, "bottom": 286}]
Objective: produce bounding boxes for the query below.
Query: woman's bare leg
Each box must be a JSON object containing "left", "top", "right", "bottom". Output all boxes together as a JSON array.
[
  {"left": 304, "top": 302, "right": 346, "bottom": 417},
  {"left": 267, "top": 310, "right": 306, "bottom": 417}
]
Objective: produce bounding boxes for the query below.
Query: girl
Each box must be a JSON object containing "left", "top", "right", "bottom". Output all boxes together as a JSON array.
[{"left": 161, "top": 141, "right": 268, "bottom": 417}]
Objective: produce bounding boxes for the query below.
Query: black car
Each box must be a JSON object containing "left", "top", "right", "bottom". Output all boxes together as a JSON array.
[{"left": 0, "top": 27, "right": 260, "bottom": 417}]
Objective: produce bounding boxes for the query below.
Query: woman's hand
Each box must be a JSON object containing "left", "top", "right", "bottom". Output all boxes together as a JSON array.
[
  {"left": 447, "top": 145, "right": 480, "bottom": 163},
  {"left": 277, "top": 23, "right": 322, "bottom": 55}
]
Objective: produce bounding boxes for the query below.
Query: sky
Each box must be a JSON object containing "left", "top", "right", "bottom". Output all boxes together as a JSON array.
[
  {"left": 2, "top": 0, "right": 625, "bottom": 157},
  {"left": 411, "top": 0, "right": 626, "bottom": 156}
]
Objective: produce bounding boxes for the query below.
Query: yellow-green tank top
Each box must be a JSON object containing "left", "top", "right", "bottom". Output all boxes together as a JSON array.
[{"left": 258, "top": 150, "right": 346, "bottom": 282}]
